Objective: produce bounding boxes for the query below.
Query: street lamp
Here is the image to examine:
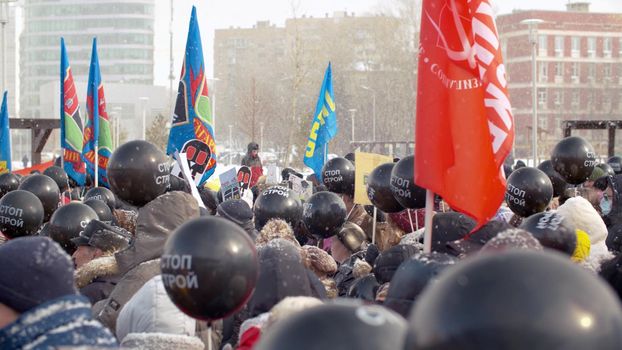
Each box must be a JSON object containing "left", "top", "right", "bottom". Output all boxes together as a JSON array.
[
  {"left": 348, "top": 109, "right": 357, "bottom": 142},
  {"left": 139, "top": 97, "right": 149, "bottom": 140},
  {"left": 228, "top": 125, "right": 233, "bottom": 166},
  {"left": 0, "top": 0, "right": 17, "bottom": 93},
  {"left": 259, "top": 122, "right": 265, "bottom": 150},
  {"left": 207, "top": 77, "right": 220, "bottom": 138},
  {"left": 521, "top": 18, "right": 544, "bottom": 165},
  {"left": 360, "top": 85, "right": 376, "bottom": 141},
  {"left": 112, "top": 106, "right": 122, "bottom": 148}
]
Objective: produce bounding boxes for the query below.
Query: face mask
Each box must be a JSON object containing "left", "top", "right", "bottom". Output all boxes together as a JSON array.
[{"left": 600, "top": 196, "right": 612, "bottom": 216}]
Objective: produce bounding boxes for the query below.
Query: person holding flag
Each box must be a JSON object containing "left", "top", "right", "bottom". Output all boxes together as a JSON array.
[
  {"left": 0, "top": 91, "right": 10, "bottom": 175},
  {"left": 167, "top": 6, "right": 217, "bottom": 186},
  {"left": 60, "top": 38, "right": 86, "bottom": 186},
  {"left": 82, "top": 38, "right": 113, "bottom": 188},
  {"left": 304, "top": 63, "right": 338, "bottom": 179},
  {"left": 415, "top": 0, "right": 514, "bottom": 251}
]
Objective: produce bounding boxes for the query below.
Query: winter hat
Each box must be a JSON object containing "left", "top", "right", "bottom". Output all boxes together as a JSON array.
[
  {"left": 113, "top": 209, "right": 138, "bottom": 235},
  {"left": 300, "top": 245, "right": 337, "bottom": 277},
  {"left": 446, "top": 220, "right": 513, "bottom": 257},
  {"left": 373, "top": 244, "right": 419, "bottom": 284},
  {"left": 572, "top": 229, "right": 591, "bottom": 263},
  {"left": 589, "top": 166, "right": 607, "bottom": 182},
  {"left": 217, "top": 199, "right": 256, "bottom": 238},
  {"left": 480, "top": 228, "right": 543, "bottom": 254},
  {"left": 430, "top": 212, "right": 476, "bottom": 254},
  {"left": 0, "top": 236, "right": 77, "bottom": 312},
  {"left": 267, "top": 297, "right": 323, "bottom": 328},
  {"left": 256, "top": 219, "right": 300, "bottom": 248},
  {"left": 71, "top": 219, "right": 132, "bottom": 253}
]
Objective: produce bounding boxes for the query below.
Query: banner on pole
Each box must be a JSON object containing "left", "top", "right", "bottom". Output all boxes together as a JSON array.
[{"left": 354, "top": 151, "right": 393, "bottom": 205}]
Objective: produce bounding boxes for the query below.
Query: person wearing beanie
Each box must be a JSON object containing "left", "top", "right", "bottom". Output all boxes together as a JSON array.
[
  {"left": 0, "top": 236, "right": 117, "bottom": 349},
  {"left": 73, "top": 220, "right": 133, "bottom": 305},
  {"left": 217, "top": 199, "right": 257, "bottom": 240}
]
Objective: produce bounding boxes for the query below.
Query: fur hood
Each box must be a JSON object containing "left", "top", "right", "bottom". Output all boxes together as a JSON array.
[
  {"left": 256, "top": 219, "right": 299, "bottom": 248},
  {"left": 557, "top": 196, "right": 608, "bottom": 244},
  {"left": 75, "top": 255, "right": 119, "bottom": 289}
]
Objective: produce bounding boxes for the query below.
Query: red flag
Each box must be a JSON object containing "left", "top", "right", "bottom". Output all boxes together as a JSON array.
[{"left": 415, "top": 0, "right": 514, "bottom": 227}]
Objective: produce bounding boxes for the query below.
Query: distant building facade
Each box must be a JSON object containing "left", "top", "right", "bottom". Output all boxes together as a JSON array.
[
  {"left": 497, "top": 2, "right": 622, "bottom": 159},
  {"left": 20, "top": 0, "right": 156, "bottom": 119}
]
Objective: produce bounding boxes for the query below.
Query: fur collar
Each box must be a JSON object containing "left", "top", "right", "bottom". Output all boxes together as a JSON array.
[{"left": 75, "top": 255, "right": 119, "bottom": 289}]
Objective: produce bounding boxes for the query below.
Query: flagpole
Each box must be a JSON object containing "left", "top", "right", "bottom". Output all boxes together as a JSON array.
[
  {"left": 423, "top": 190, "right": 434, "bottom": 253},
  {"left": 94, "top": 143, "right": 98, "bottom": 187}
]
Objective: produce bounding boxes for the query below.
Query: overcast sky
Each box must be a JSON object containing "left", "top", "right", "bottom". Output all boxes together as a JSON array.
[{"left": 153, "top": 0, "right": 622, "bottom": 86}]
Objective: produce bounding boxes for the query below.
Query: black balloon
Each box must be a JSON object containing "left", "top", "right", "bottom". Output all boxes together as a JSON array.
[
  {"left": 0, "top": 190, "right": 44, "bottom": 238},
  {"left": 302, "top": 191, "right": 346, "bottom": 239},
  {"left": 608, "top": 156, "right": 622, "bottom": 175},
  {"left": 253, "top": 186, "right": 302, "bottom": 230},
  {"left": 520, "top": 211, "right": 577, "bottom": 256},
  {"left": 0, "top": 173, "right": 20, "bottom": 199},
  {"left": 537, "top": 160, "right": 567, "bottom": 198},
  {"left": 551, "top": 136, "right": 596, "bottom": 185},
  {"left": 83, "top": 199, "right": 114, "bottom": 223},
  {"left": 256, "top": 303, "right": 407, "bottom": 350},
  {"left": 161, "top": 217, "right": 258, "bottom": 321},
  {"left": 406, "top": 251, "right": 622, "bottom": 350},
  {"left": 84, "top": 187, "right": 116, "bottom": 211},
  {"left": 597, "top": 162, "right": 616, "bottom": 177},
  {"left": 367, "top": 163, "right": 403, "bottom": 213},
  {"left": 385, "top": 252, "right": 457, "bottom": 318},
  {"left": 48, "top": 203, "right": 98, "bottom": 254},
  {"left": 505, "top": 167, "right": 553, "bottom": 217},
  {"left": 43, "top": 166, "right": 69, "bottom": 192},
  {"left": 18, "top": 174, "right": 61, "bottom": 222},
  {"left": 107, "top": 140, "right": 170, "bottom": 206},
  {"left": 321, "top": 157, "right": 355, "bottom": 195},
  {"left": 390, "top": 156, "right": 426, "bottom": 209}
]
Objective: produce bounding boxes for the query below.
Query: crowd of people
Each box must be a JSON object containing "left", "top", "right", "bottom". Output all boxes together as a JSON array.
[{"left": 2, "top": 137, "right": 622, "bottom": 349}]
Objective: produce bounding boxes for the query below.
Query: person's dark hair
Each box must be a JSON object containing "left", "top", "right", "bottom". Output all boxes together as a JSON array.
[{"left": 594, "top": 176, "right": 611, "bottom": 192}]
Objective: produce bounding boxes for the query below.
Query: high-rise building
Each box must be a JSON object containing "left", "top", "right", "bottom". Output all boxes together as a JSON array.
[
  {"left": 20, "top": 0, "right": 156, "bottom": 119},
  {"left": 497, "top": 2, "right": 622, "bottom": 159},
  {"left": 1, "top": 2, "right": 18, "bottom": 116}
]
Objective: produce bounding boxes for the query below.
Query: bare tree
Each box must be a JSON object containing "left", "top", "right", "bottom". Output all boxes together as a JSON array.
[{"left": 146, "top": 113, "right": 169, "bottom": 151}]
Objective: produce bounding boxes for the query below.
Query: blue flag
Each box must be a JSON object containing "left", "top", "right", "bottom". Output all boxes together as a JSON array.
[
  {"left": 167, "top": 6, "right": 217, "bottom": 186},
  {"left": 60, "top": 38, "right": 86, "bottom": 186},
  {"left": 82, "top": 38, "right": 113, "bottom": 187},
  {"left": 0, "top": 91, "right": 10, "bottom": 174},
  {"left": 304, "top": 63, "right": 337, "bottom": 178}
]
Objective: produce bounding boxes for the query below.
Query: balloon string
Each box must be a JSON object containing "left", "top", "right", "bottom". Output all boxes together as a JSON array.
[
  {"left": 415, "top": 210, "right": 419, "bottom": 230},
  {"left": 345, "top": 204, "right": 356, "bottom": 222},
  {"left": 407, "top": 209, "right": 415, "bottom": 234},
  {"left": 372, "top": 207, "right": 377, "bottom": 245}
]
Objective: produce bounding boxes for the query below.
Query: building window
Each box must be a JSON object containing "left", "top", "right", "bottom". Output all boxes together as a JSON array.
[
  {"left": 588, "top": 63, "right": 596, "bottom": 81},
  {"left": 554, "top": 90, "right": 563, "bottom": 106},
  {"left": 604, "top": 96, "right": 612, "bottom": 111},
  {"left": 604, "top": 64, "right": 612, "bottom": 81},
  {"left": 571, "top": 91, "right": 580, "bottom": 107},
  {"left": 555, "top": 36, "right": 564, "bottom": 57},
  {"left": 571, "top": 36, "right": 580, "bottom": 58},
  {"left": 555, "top": 62, "right": 564, "bottom": 83},
  {"left": 619, "top": 38, "right": 622, "bottom": 57},
  {"left": 539, "top": 116, "right": 547, "bottom": 130},
  {"left": 539, "top": 62, "right": 548, "bottom": 82},
  {"left": 538, "top": 89, "right": 547, "bottom": 107},
  {"left": 538, "top": 35, "right": 547, "bottom": 56},
  {"left": 604, "top": 37, "right": 612, "bottom": 58},
  {"left": 571, "top": 62, "right": 580, "bottom": 82},
  {"left": 587, "top": 37, "right": 596, "bottom": 57}
]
